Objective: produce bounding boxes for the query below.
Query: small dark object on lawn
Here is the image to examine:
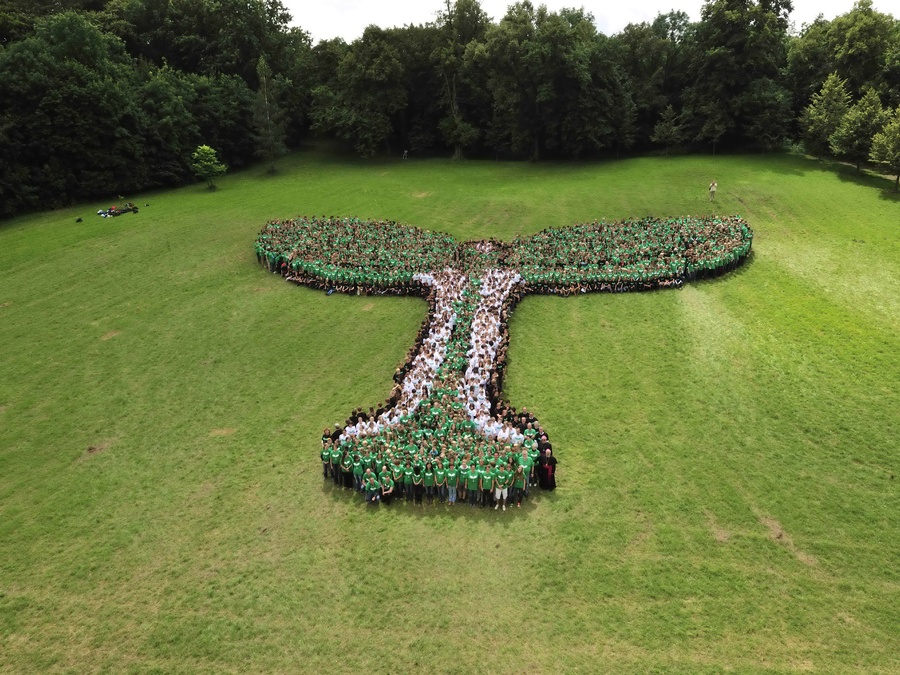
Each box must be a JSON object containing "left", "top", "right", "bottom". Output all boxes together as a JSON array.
[
  {"left": 145, "top": 203, "right": 149, "bottom": 206},
  {"left": 75, "top": 217, "right": 82, "bottom": 222}
]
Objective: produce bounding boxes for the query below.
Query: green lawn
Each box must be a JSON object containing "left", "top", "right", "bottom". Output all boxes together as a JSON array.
[{"left": 0, "top": 148, "right": 898, "bottom": 674}]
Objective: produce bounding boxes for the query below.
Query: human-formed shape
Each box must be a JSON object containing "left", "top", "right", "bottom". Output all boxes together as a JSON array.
[{"left": 256, "top": 215, "right": 752, "bottom": 483}]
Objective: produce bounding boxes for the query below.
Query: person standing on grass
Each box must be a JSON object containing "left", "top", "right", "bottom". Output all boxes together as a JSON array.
[
  {"left": 494, "top": 463, "right": 511, "bottom": 511},
  {"left": 709, "top": 179, "right": 717, "bottom": 201},
  {"left": 446, "top": 464, "right": 458, "bottom": 505},
  {"left": 482, "top": 462, "right": 497, "bottom": 509},
  {"left": 538, "top": 448, "right": 558, "bottom": 491},
  {"left": 512, "top": 465, "right": 526, "bottom": 507},
  {"left": 423, "top": 462, "right": 436, "bottom": 505},
  {"left": 403, "top": 461, "right": 415, "bottom": 501},
  {"left": 435, "top": 463, "right": 447, "bottom": 503},
  {"left": 466, "top": 464, "right": 480, "bottom": 507}
]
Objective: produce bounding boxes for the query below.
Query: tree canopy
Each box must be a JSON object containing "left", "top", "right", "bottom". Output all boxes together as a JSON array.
[{"left": 1, "top": 0, "right": 899, "bottom": 217}]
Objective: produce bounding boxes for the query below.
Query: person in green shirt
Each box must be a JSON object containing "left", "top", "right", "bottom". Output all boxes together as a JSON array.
[
  {"left": 512, "top": 464, "right": 527, "bottom": 507},
  {"left": 364, "top": 475, "right": 381, "bottom": 505},
  {"left": 481, "top": 465, "right": 496, "bottom": 509},
  {"left": 320, "top": 442, "right": 332, "bottom": 480},
  {"left": 465, "top": 466, "right": 480, "bottom": 507},
  {"left": 352, "top": 455, "right": 365, "bottom": 492},
  {"left": 423, "top": 462, "right": 436, "bottom": 505},
  {"left": 402, "top": 462, "right": 414, "bottom": 502},
  {"left": 340, "top": 452, "right": 352, "bottom": 490},
  {"left": 434, "top": 465, "right": 447, "bottom": 503},
  {"left": 381, "top": 477, "right": 395, "bottom": 506},
  {"left": 330, "top": 445, "right": 343, "bottom": 486},
  {"left": 446, "top": 466, "right": 458, "bottom": 505},
  {"left": 494, "top": 464, "right": 513, "bottom": 511},
  {"left": 413, "top": 465, "right": 424, "bottom": 506}
]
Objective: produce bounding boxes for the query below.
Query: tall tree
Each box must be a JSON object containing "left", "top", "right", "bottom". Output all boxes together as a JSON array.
[
  {"left": 869, "top": 107, "right": 900, "bottom": 190},
  {"left": 830, "top": 88, "right": 889, "bottom": 169},
  {"left": 253, "top": 55, "right": 287, "bottom": 172},
  {"left": 435, "top": 0, "right": 490, "bottom": 159},
  {"left": 684, "top": 0, "right": 794, "bottom": 151},
  {"left": 651, "top": 104, "right": 685, "bottom": 155},
  {"left": 0, "top": 12, "right": 144, "bottom": 215},
  {"left": 309, "top": 26, "right": 407, "bottom": 157},
  {"left": 801, "top": 72, "right": 851, "bottom": 158}
]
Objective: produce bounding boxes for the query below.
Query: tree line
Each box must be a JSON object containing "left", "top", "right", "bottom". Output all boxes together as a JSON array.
[{"left": 1, "top": 0, "right": 899, "bottom": 217}]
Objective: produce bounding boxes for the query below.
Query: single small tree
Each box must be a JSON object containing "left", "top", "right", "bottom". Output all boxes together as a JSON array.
[
  {"left": 830, "top": 89, "right": 888, "bottom": 170},
  {"left": 253, "top": 55, "right": 287, "bottom": 173},
  {"left": 869, "top": 108, "right": 900, "bottom": 191},
  {"left": 800, "top": 73, "right": 850, "bottom": 159},
  {"left": 651, "top": 105, "right": 685, "bottom": 156},
  {"left": 191, "top": 145, "right": 227, "bottom": 190}
]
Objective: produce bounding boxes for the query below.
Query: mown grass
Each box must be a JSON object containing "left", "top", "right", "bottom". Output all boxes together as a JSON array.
[{"left": 0, "top": 147, "right": 898, "bottom": 674}]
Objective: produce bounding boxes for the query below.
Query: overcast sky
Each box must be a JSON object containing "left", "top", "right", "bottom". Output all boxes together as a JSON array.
[{"left": 285, "top": 0, "right": 891, "bottom": 44}]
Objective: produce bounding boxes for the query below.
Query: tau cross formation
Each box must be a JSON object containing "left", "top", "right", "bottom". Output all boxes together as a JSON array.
[{"left": 256, "top": 215, "right": 752, "bottom": 478}]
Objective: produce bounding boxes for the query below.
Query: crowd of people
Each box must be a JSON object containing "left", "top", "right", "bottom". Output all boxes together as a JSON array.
[{"left": 256, "top": 214, "right": 752, "bottom": 508}]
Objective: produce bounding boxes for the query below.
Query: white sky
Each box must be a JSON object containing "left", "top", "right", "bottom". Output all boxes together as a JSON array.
[{"left": 286, "top": 0, "right": 893, "bottom": 44}]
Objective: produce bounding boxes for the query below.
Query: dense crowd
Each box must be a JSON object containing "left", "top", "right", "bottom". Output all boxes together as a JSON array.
[{"left": 257, "top": 214, "right": 751, "bottom": 507}]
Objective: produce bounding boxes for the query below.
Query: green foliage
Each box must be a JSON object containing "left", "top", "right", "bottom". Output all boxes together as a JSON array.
[
  {"left": 869, "top": 107, "right": 900, "bottom": 189},
  {"left": 253, "top": 55, "right": 287, "bottom": 173},
  {"left": 801, "top": 72, "right": 851, "bottom": 158},
  {"left": 650, "top": 104, "right": 685, "bottom": 155},
  {"left": 684, "top": 0, "right": 793, "bottom": 150},
  {"left": 830, "top": 88, "right": 889, "bottom": 169},
  {"left": 190, "top": 144, "right": 227, "bottom": 189},
  {"left": 0, "top": 11, "right": 143, "bottom": 215},
  {"left": 309, "top": 26, "right": 407, "bottom": 157}
]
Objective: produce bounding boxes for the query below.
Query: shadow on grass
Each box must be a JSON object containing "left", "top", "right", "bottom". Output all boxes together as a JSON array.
[
  {"left": 773, "top": 154, "right": 900, "bottom": 201},
  {"left": 319, "top": 479, "right": 557, "bottom": 522}
]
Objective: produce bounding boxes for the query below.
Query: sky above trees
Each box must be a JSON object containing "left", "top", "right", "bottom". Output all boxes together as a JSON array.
[{"left": 288, "top": 0, "right": 892, "bottom": 42}]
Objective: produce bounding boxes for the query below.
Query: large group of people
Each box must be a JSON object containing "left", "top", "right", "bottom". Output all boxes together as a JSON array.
[{"left": 256, "top": 213, "right": 752, "bottom": 508}]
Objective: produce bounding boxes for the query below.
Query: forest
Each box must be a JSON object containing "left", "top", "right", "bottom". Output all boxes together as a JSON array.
[{"left": 1, "top": 0, "right": 899, "bottom": 216}]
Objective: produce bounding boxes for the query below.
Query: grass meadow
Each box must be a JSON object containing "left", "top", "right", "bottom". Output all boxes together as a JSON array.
[{"left": 0, "top": 147, "right": 898, "bottom": 673}]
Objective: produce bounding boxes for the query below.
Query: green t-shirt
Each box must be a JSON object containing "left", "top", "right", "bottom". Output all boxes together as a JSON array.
[
  {"left": 498, "top": 469, "right": 513, "bottom": 488},
  {"left": 481, "top": 469, "right": 497, "bottom": 490},
  {"left": 364, "top": 478, "right": 380, "bottom": 492},
  {"left": 435, "top": 468, "right": 446, "bottom": 485},
  {"left": 381, "top": 478, "right": 394, "bottom": 493},
  {"left": 465, "top": 470, "right": 480, "bottom": 490},
  {"left": 446, "top": 469, "right": 458, "bottom": 487},
  {"left": 512, "top": 470, "right": 526, "bottom": 489},
  {"left": 330, "top": 448, "right": 342, "bottom": 464},
  {"left": 352, "top": 459, "right": 364, "bottom": 477},
  {"left": 423, "top": 470, "right": 435, "bottom": 487}
]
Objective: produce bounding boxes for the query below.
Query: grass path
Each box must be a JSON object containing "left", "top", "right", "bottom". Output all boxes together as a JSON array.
[{"left": 0, "top": 149, "right": 898, "bottom": 673}]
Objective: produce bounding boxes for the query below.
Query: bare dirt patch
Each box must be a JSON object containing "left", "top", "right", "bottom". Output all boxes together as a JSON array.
[
  {"left": 759, "top": 514, "right": 817, "bottom": 566},
  {"left": 0, "top": 301, "right": 12, "bottom": 309},
  {"left": 78, "top": 440, "right": 113, "bottom": 462},
  {"left": 101, "top": 331, "right": 121, "bottom": 341},
  {"left": 705, "top": 510, "right": 730, "bottom": 543},
  {"left": 209, "top": 428, "right": 237, "bottom": 437},
  {"left": 413, "top": 191, "right": 432, "bottom": 198},
  {"left": 360, "top": 302, "right": 375, "bottom": 311}
]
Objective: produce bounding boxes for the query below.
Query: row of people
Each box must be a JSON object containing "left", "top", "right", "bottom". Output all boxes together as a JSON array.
[{"left": 322, "top": 448, "right": 559, "bottom": 508}]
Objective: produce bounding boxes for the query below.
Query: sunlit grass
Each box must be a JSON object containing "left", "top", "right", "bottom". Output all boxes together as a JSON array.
[{"left": 0, "top": 148, "right": 898, "bottom": 673}]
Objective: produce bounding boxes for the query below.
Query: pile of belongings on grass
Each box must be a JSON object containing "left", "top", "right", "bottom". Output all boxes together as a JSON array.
[{"left": 97, "top": 202, "right": 139, "bottom": 218}]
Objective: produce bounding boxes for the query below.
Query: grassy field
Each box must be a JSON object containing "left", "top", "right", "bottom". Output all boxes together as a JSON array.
[{"left": 0, "top": 147, "right": 898, "bottom": 674}]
